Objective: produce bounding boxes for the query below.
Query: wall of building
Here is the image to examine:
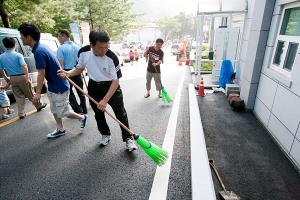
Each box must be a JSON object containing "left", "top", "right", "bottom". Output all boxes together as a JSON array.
[
  {"left": 239, "top": 0, "right": 276, "bottom": 109},
  {"left": 254, "top": 0, "right": 300, "bottom": 169}
]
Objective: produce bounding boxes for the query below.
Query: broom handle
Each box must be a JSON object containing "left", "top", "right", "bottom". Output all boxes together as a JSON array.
[
  {"left": 81, "top": 71, "right": 88, "bottom": 90},
  {"left": 209, "top": 161, "right": 227, "bottom": 191},
  {"left": 152, "top": 61, "right": 163, "bottom": 88},
  {"left": 66, "top": 76, "right": 134, "bottom": 135}
]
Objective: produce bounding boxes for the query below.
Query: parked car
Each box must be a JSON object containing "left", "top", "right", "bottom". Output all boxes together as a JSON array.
[
  {"left": 112, "top": 51, "right": 124, "bottom": 67},
  {"left": 0, "top": 28, "right": 37, "bottom": 95},
  {"left": 171, "top": 44, "right": 180, "bottom": 55},
  {"left": 120, "top": 48, "right": 131, "bottom": 63}
]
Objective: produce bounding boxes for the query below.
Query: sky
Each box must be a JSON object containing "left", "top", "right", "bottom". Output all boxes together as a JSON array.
[{"left": 131, "top": 0, "right": 247, "bottom": 17}]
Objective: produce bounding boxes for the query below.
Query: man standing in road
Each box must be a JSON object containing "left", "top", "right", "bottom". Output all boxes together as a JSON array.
[
  {"left": 18, "top": 23, "right": 87, "bottom": 138},
  {"left": 57, "top": 29, "right": 87, "bottom": 114},
  {"left": 143, "top": 38, "right": 164, "bottom": 98},
  {"left": 58, "top": 30, "right": 137, "bottom": 152},
  {"left": 0, "top": 37, "right": 47, "bottom": 119}
]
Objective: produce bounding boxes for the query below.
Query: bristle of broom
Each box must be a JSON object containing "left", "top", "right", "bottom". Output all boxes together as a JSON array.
[
  {"left": 134, "top": 135, "right": 168, "bottom": 166},
  {"left": 161, "top": 88, "right": 172, "bottom": 103}
]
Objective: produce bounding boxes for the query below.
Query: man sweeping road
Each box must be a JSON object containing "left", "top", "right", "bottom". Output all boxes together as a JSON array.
[
  {"left": 58, "top": 30, "right": 137, "bottom": 152},
  {"left": 143, "top": 38, "right": 164, "bottom": 98}
]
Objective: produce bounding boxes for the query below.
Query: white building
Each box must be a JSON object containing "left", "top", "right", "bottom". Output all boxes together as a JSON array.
[{"left": 239, "top": 0, "right": 300, "bottom": 170}]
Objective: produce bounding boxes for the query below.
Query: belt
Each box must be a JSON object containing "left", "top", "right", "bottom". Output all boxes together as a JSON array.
[
  {"left": 10, "top": 73, "right": 25, "bottom": 77},
  {"left": 89, "top": 79, "right": 112, "bottom": 85}
]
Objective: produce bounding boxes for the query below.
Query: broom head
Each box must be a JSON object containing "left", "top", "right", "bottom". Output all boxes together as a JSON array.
[
  {"left": 134, "top": 135, "right": 168, "bottom": 166},
  {"left": 161, "top": 86, "right": 172, "bottom": 103}
]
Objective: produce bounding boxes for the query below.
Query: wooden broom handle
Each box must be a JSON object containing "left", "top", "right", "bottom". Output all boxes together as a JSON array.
[{"left": 66, "top": 76, "right": 134, "bottom": 135}]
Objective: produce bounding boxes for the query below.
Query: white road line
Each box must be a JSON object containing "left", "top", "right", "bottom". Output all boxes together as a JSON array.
[{"left": 148, "top": 66, "right": 186, "bottom": 200}]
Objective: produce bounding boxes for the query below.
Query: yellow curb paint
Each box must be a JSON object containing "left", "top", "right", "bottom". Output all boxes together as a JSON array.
[{"left": 0, "top": 105, "right": 48, "bottom": 128}]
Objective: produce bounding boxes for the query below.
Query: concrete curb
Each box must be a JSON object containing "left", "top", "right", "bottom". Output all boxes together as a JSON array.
[{"left": 189, "top": 84, "right": 216, "bottom": 200}]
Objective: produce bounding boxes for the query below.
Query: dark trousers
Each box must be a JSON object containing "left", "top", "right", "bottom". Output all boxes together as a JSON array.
[
  {"left": 68, "top": 74, "right": 87, "bottom": 114},
  {"left": 88, "top": 79, "right": 131, "bottom": 142}
]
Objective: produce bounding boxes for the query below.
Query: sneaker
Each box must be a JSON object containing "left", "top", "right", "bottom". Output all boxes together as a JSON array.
[
  {"left": 19, "top": 114, "right": 26, "bottom": 119},
  {"left": 1, "top": 114, "right": 9, "bottom": 120},
  {"left": 144, "top": 93, "right": 150, "bottom": 98},
  {"left": 100, "top": 135, "right": 111, "bottom": 146},
  {"left": 80, "top": 114, "right": 88, "bottom": 131},
  {"left": 37, "top": 103, "right": 47, "bottom": 112},
  {"left": 47, "top": 129, "right": 66, "bottom": 138},
  {"left": 126, "top": 138, "right": 137, "bottom": 152}
]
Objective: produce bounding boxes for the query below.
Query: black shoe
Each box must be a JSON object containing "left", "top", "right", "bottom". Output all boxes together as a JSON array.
[
  {"left": 19, "top": 114, "right": 26, "bottom": 119},
  {"left": 37, "top": 103, "right": 47, "bottom": 112}
]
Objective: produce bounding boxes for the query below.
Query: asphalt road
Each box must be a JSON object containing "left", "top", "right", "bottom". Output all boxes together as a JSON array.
[{"left": 0, "top": 53, "right": 193, "bottom": 200}]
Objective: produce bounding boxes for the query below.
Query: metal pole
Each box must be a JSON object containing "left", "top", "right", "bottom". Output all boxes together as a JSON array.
[{"left": 195, "top": 13, "right": 204, "bottom": 88}]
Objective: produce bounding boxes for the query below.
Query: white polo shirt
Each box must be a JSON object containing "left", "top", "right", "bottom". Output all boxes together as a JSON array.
[{"left": 77, "top": 50, "right": 117, "bottom": 81}]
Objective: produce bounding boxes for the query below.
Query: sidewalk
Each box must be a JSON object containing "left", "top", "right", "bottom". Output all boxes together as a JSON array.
[{"left": 196, "top": 76, "right": 300, "bottom": 200}]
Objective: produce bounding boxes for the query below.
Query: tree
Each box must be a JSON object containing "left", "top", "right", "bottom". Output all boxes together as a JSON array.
[
  {"left": 0, "top": 0, "right": 42, "bottom": 28},
  {"left": 156, "top": 13, "right": 195, "bottom": 40},
  {"left": 75, "top": 0, "right": 137, "bottom": 40},
  {"left": 175, "top": 12, "right": 195, "bottom": 38},
  {"left": 156, "top": 16, "right": 180, "bottom": 41}
]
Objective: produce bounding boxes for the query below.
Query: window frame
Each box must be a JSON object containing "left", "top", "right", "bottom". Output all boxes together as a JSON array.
[{"left": 270, "top": 2, "right": 300, "bottom": 78}]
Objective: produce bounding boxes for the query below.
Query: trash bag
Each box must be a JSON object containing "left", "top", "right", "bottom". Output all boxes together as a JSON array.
[{"left": 219, "top": 60, "right": 234, "bottom": 88}]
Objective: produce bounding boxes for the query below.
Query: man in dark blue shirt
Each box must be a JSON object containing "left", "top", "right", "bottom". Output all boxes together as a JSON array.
[{"left": 18, "top": 23, "right": 87, "bottom": 138}]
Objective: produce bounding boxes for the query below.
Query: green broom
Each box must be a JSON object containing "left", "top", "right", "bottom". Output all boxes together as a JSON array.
[
  {"left": 153, "top": 65, "right": 172, "bottom": 103},
  {"left": 161, "top": 86, "right": 172, "bottom": 103},
  {"left": 66, "top": 77, "right": 168, "bottom": 166}
]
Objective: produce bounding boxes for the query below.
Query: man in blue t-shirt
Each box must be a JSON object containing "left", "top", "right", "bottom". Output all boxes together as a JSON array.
[
  {"left": 18, "top": 23, "right": 87, "bottom": 138},
  {"left": 57, "top": 29, "right": 87, "bottom": 114}
]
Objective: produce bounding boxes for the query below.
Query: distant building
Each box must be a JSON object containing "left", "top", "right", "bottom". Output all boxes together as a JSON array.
[
  {"left": 239, "top": 0, "right": 300, "bottom": 169},
  {"left": 125, "top": 22, "right": 162, "bottom": 43}
]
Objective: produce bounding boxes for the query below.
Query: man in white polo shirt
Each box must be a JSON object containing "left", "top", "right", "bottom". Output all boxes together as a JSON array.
[{"left": 58, "top": 30, "right": 137, "bottom": 152}]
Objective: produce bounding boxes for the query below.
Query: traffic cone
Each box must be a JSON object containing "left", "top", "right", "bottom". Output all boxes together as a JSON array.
[
  {"left": 178, "top": 57, "right": 182, "bottom": 66},
  {"left": 197, "top": 77, "right": 205, "bottom": 97}
]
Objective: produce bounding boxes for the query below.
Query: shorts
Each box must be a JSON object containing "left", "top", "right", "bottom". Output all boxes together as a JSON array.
[
  {"left": 47, "top": 90, "right": 71, "bottom": 118},
  {"left": 0, "top": 101, "right": 10, "bottom": 108}
]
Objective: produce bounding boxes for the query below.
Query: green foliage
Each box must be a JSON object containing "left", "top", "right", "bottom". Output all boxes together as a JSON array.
[
  {"left": 1, "top": 0, "right": 137, "bottom": 39},
  {"left": 156, "top": 16, "right": 181, "bottom": 41},
  {"left": 156, "top": 12, "right": 195, "bottom": 40},
  {"left": 75, "top": 0, "right": 137, "bottom": 40},
  {"left": 201, "top": 61, "right": 213, "bottom": 71}
]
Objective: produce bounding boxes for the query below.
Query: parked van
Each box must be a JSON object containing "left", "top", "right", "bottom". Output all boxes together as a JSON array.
[{"left": 0, "top": 27, "right": 37, "bottom": 95}]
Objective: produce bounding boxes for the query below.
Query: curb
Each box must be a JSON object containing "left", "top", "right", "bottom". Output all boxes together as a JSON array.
[{"left": 189, "top": 84, "right": 216, "bottom": 200}]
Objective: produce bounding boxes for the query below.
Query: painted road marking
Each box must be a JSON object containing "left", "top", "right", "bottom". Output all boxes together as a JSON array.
[
  {"left": 0, "top": 105, "right": 49, "bottom": 128},
  {"left": 148, "top": 66, "right": 186, "bottom": 200}
]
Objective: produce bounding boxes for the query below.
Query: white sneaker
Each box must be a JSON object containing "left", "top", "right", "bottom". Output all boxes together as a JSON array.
[
  {"left": 100, "top": 135, "right": 111, "bottom": 146},
  {"left": 126, "top": 138, "right": 137, "bottom": 152}
]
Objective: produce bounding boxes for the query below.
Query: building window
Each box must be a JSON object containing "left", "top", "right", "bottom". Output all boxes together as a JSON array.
[{"left": 272, "top": 5, "right": 300, "bottom": 74}]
